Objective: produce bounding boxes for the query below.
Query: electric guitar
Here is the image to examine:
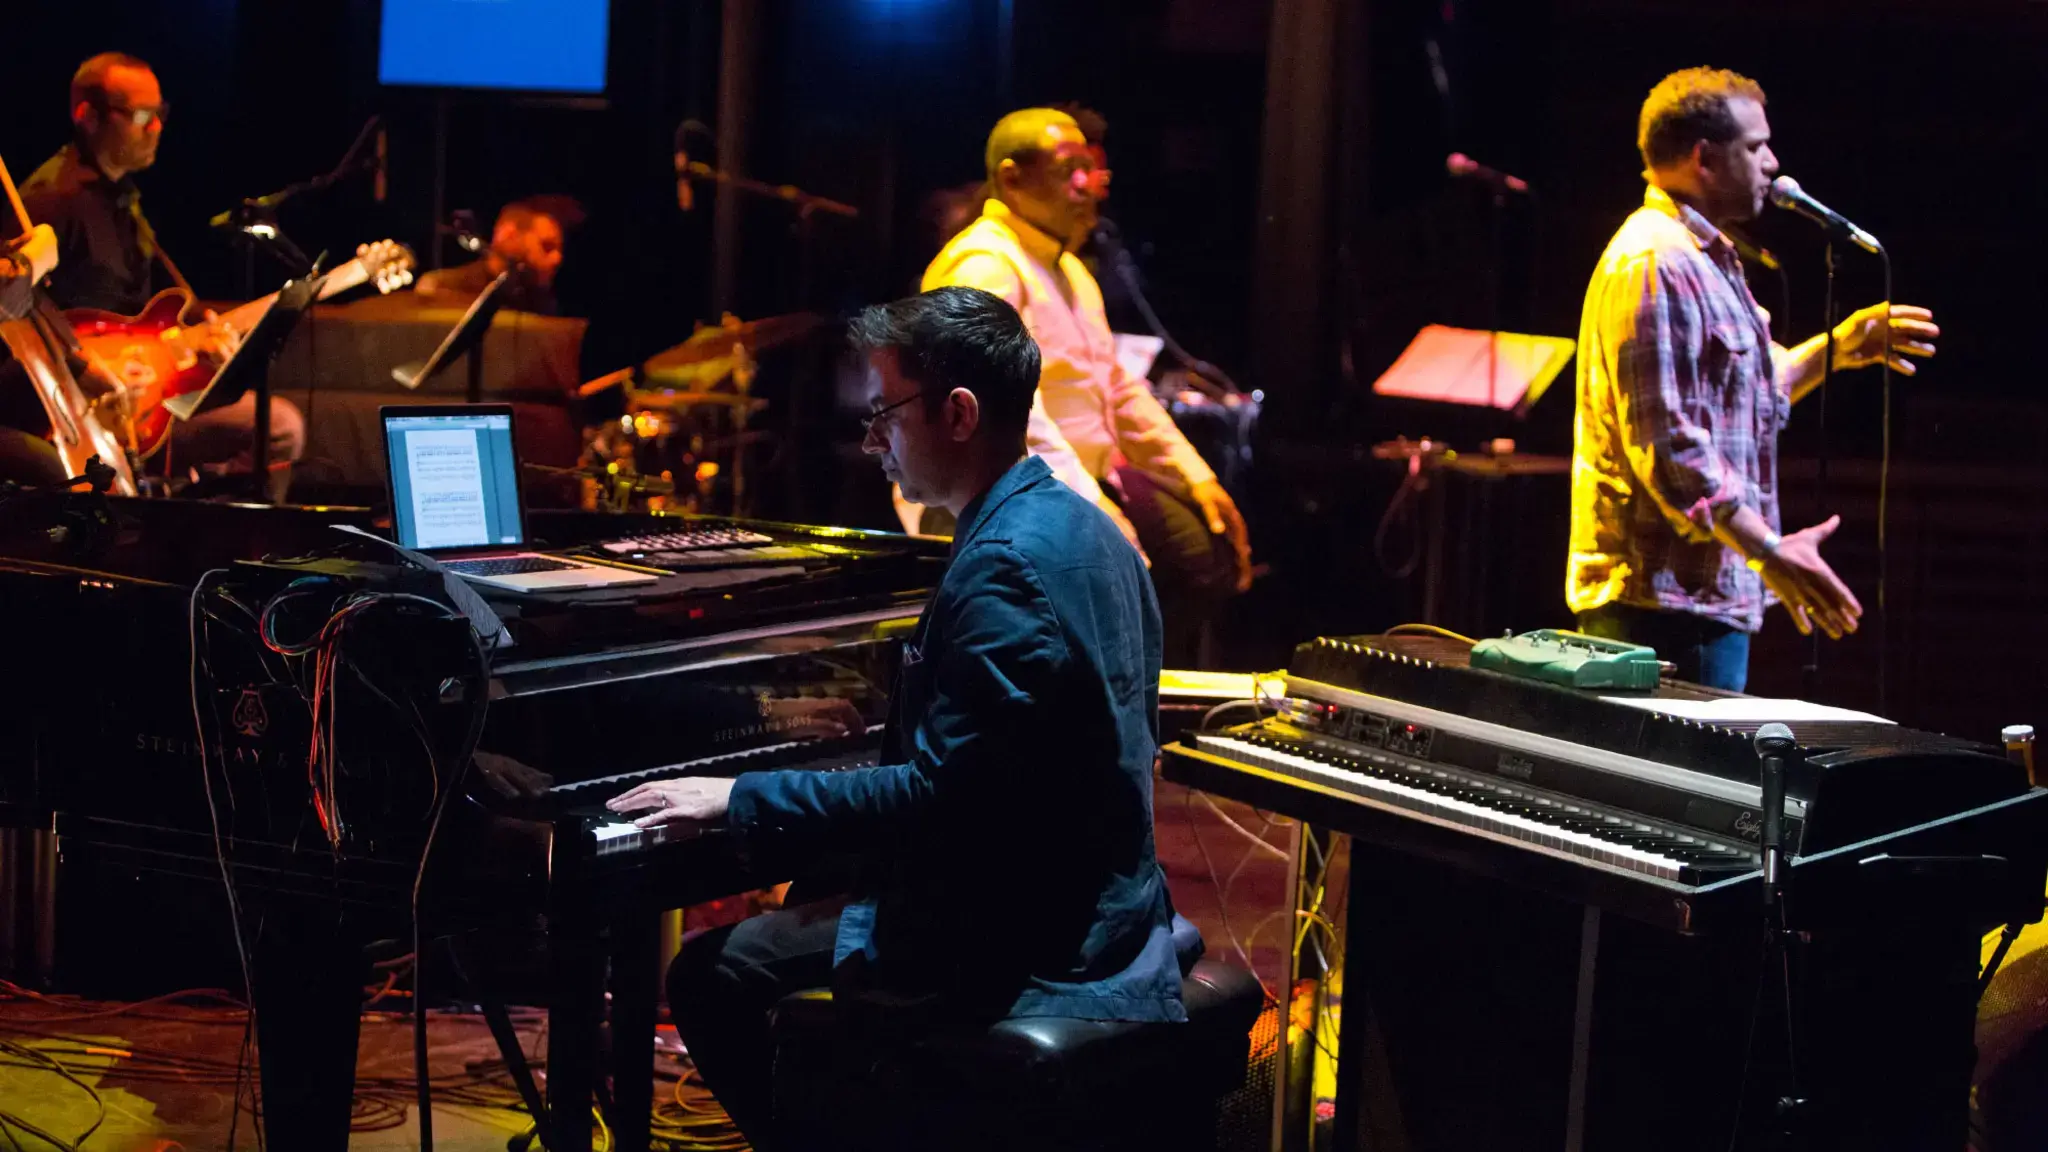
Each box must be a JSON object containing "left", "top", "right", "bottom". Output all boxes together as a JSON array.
[{"left": 66, "top": 240, "right": 414, "bottom": 458}]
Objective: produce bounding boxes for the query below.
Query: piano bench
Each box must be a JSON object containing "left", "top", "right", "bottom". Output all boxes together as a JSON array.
[{"left": 767, "top": 960, "right": 1265, "bottom": 1151}]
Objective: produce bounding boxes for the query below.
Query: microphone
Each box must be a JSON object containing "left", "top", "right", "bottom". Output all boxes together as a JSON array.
[
  {"left": 1753, "top": 722, "right": 1795, "bottom": 907},
  {"left": 675, "top": 120, "right": 711, "bottom": 213},
  {"left": 373, "top": 126, "right": 388, "bottom": 204},
  {"left": 1769, "top": 176, "right": 1880, "bottom": 255},
  {"left": 1446, "top": 152, "right": 1529, "bottom": 195}
]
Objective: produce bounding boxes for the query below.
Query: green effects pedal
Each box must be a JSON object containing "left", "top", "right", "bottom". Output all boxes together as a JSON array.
[{"left": 1468, "top": 629, "right": 1662, "bottom": 691}]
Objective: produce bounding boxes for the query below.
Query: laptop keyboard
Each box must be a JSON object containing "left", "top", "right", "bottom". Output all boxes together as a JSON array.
[{"left": 444, "top": 555, "right": 582, "bottom": 577}]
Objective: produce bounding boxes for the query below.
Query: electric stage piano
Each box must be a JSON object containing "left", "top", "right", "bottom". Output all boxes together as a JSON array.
[
  {"left": 1163, "top": 633, "right": 2048, "bottom": 1152},
  {"left": 0, "top": 493, "right": 949, "bottom": 1152}
]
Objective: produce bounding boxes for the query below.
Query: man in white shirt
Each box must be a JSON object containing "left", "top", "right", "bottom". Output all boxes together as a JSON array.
[{"left": 911, "top": 108, "right": 1252, "bottom": 664}]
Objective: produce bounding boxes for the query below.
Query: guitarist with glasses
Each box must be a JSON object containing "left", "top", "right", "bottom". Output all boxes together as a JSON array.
[{"left": 12, "top": 51, "right": 305, "bottom": 499}]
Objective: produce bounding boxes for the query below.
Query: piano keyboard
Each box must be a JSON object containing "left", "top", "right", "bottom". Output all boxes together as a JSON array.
[
  {"left": 554, "top": 724, "right": 886, "bottom": 801},
  {"left": 1193, "top": 729, "right": 1758, "bottom": 886},
  {"left": 591, "top": 819, "right": 690, "bottom": 857},
  {"left": 576, "top": 739, "right": 884, "bottom": 858}
]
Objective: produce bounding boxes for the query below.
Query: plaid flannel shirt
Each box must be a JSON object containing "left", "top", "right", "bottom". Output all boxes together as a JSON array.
[{"left": 1567, "top": 187, "right": 1789, "bottom": 634}]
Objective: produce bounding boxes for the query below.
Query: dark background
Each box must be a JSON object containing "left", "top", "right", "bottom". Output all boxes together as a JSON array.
[{"left": 8, "top": 0, "right": 2047, "bottom": 737}]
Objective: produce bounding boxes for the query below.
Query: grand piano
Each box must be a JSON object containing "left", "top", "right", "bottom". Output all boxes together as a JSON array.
[{"left": 0, "top": 490, "right": 949, "bottom": 1152}]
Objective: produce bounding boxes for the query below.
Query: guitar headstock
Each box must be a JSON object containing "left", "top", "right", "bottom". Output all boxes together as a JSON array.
[{"left": 354, "top": 239, "right": 417, "bottom": 295}]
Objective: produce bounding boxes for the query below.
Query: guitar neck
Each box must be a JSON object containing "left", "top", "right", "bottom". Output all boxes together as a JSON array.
[{"left": 217, "top": 259, "right": 371, "bottom": 333}]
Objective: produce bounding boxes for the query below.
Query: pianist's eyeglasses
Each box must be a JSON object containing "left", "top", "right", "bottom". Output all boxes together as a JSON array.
[{"left": 860, "top": 392, "right": 926, "bottom": 434}]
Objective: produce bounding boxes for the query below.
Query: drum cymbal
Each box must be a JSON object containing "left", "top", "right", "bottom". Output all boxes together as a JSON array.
[
  {"left": 523, "top": 461, "right": 678, "bottom": 495},
  {"left": 625, "top": 386, "right": 769, "bottom": 414},
  {"left": 640, "top": 358, "right": 735, "bottom": 391},
  {"left": 643, "top": 312, "right": 827, "bottom": 372}
]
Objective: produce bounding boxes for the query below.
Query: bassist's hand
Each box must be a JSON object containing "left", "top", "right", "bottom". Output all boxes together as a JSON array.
[
  {"left": 77, "top": 361, "right": 121, "bottom": 401},
  {"left": 10, "top": 225, "right": 59, "bottom": 282}
]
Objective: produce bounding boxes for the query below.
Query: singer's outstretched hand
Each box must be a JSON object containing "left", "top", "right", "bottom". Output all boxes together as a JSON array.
[
  {"left": 1757, "top": 515, "right": 1863, "bottom": 641},
  {"left": 1832, "top": 303, "right": 1939, "bottom": 375}
]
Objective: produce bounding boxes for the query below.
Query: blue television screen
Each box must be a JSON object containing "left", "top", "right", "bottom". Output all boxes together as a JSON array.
[{"left": 379, "top": 0, "right": 610, "bottom": 94}]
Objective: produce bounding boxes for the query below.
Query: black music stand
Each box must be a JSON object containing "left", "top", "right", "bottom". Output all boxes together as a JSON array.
[
  {"left": 165, "top": 268, "right": 327, "bottom": 503},
  {"left": 391, "top": 270, "right": 510, "bottom": 402}
]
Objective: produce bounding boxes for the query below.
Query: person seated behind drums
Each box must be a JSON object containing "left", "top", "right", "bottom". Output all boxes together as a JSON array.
[{"left": 415, "top": 196, "right": 582, "bottom": 317}]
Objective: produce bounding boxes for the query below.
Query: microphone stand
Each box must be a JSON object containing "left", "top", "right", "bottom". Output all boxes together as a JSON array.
[
  {"left": 1751, "top": 723, "right": 1808, "bottom": 1149},
  {"left": 677, "top": 159, "right": 859, "bottom": 221},
  {"left": 678, "top": 158, "right": 858, "bottom": 310},
  {"left": 1110, "top": 245, "right": 1246, "bottom": 397},
  {"left": 1804, "top": 242, "right": 1837, "bottom": 700},
  {"left": 1486, "top": 186, "right": 1505, "bottom": 412},
  {"left": 209, "top": 117, "right": 381, "bottom": 296}
]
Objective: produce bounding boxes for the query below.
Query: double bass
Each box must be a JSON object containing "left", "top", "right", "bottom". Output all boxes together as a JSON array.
[{"left": 0, "top": 155, "right": 138, "bottom": 495}]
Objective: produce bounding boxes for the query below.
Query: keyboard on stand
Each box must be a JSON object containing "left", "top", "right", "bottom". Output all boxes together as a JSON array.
[
  {"left": 598, "top": 528, "right": 777, "bottom": 553},
  {"left": 1161, "top": 632, "right": 2048, "bottom": 1152},
  {"left": 1189, "top": 724, "right": 1758, "bottom": 885},
  {"left": 1168, "top": 634, "right": 2043, "bottom": 929},
  {"left": 593, "top": 527, "right": 834, "bottom": 572}
]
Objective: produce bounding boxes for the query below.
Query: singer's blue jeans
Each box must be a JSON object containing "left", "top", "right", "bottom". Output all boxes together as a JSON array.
[{"left": 1577, "top": 602, "right": 1751, "bottom": 692}]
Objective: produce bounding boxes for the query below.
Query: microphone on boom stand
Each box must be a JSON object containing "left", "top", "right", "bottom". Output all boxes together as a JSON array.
[{"left": 1769, "top": 176, "right": 1881, "bottom": 254}]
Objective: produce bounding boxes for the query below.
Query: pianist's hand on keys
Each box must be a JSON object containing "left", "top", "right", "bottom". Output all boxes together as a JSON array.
[
  {"left": 760, "top": 696, "right": 866, "bottom": 741},
  {"left": 472, "top": 750, "right": 555, "bottom": 799},
  {"left": 608, "top": 777, "right": 738, "bottom": 829}
]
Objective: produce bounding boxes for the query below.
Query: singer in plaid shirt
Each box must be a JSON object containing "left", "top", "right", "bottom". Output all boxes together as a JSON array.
[{"left": 1567, "top": 67, "right": 1939, "bottom": 690}]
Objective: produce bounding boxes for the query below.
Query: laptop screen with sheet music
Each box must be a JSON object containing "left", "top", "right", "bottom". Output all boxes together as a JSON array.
[{"left": 384, "top": 410, "right": 525, "bottom": 551}]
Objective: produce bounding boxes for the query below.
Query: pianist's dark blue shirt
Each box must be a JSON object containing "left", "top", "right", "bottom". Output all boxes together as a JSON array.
[{"left": 725, "top": 454, "right": 1189, "bottom": 1023}]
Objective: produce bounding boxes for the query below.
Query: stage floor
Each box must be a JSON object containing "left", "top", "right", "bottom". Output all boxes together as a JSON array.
[{"left": 0, "top": 779, "right": 1299, "bottom": 1150}]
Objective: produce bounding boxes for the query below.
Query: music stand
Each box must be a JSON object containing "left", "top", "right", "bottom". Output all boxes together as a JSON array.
[
  {"left": 392, "top": 270, "right": 510, "bottom": 402},
  {"left": 1371, "top": 324, "right": 1574, "bottom": 419},
  {"left": 164, "top": 268, "right": 328, "bottom": 503}
]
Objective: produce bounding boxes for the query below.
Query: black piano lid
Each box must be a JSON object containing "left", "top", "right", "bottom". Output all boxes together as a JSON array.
[{"left": 0, "top": 498, "right": 951, "bottom": 668}]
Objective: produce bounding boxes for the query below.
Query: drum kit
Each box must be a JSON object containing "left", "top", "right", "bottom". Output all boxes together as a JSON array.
[{"left": 571, "top": 312, "right": 826, "bottom": 515}]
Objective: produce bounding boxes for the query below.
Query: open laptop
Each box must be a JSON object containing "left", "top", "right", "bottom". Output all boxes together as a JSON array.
[{"left": 381, "top": 404, "right": 657, "bottom": 592}]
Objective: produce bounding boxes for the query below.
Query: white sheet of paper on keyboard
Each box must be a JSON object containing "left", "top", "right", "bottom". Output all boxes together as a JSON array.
[
  {"left": 1160, "top": 670, "right": 1288, "bottom": 701},
  {"left": 1599, "top": 695, "right": 1894, "bottom": 725}
]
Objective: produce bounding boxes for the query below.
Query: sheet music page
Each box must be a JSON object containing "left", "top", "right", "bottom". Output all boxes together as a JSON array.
[
  {"left": 1113, "top": 333, "right": 1164, "bottom": 381},
  {"left": 1599, "top": 696, "right": 1895, "bottom": 725},
  {"left": 404, "top": 428, "right": 490, "bottom": 548}
]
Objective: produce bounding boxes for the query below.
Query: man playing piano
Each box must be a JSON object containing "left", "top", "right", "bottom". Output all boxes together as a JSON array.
[
  {"left": 1568, "top": 66, "right": 1940, "bottom": 690},
  {"left": 608, "top": 286, "right": 1192, "bottom": 1148}
]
